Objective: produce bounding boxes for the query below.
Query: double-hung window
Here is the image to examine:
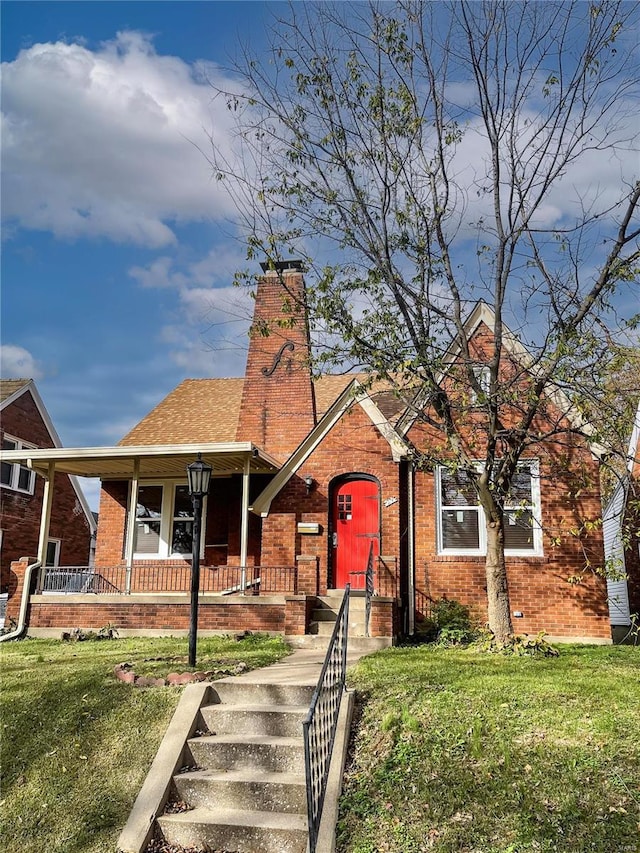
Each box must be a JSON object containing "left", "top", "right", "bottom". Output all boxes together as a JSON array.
[
  {"left": 134, "top": 482, "right": 199, "bottom": 558},
  {"left": 1, "top": 436, "right": 36, "bottom": 494},
  {"left": 437, "top": 461, "right": 542, "bottom": 556}
]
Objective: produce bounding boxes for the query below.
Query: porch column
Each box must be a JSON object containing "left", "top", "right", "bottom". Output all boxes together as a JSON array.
[
  {"left": 240, "top": 456, "right": 250, "bottom": 593},
  {"left": 36, "top": 462, "right": 55, "bottom": 591},
  {"left": 407, "top": 463, "right": 416, "bottom": 636},
  {"left": 124, "top": 458, "right": 140, "bottom": 594}
]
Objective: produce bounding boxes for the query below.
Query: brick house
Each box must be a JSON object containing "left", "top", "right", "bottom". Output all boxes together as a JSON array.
[
  {"left": 603, "top": 401, "right": 640, "bottom": 634},
  {"left": 1, "top": 267, "right": 613, "bottom": 642},
  {"left": 0, "top": 379, "right": 96, "bottom": 601}
]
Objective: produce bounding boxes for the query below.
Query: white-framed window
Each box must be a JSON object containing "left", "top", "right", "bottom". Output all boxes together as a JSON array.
[
  {"left": 471, "top": 365, "right": 491, "bottom": 405},
  {"left": 437, "top": 461, "right": 542, "bottom": 556},
  {"left": 134, "top": 482, "right": 201, "bottom": 558},
  {"left": 46, "top": 539, "right": 61, "bottom": 567},
  {"left": 1, "top": 436, "right": 36, "bottom": 494}
]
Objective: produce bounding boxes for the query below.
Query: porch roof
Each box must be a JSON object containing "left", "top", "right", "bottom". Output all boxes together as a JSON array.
[{"left": 1, "top": 442, "right": 281, "bottom": 480}]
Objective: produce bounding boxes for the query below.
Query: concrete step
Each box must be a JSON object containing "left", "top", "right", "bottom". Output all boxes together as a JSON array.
[
  {"left": 157, "top": 805, "right": 308, "bottom": 853},
  {"left": 310, "top": 618, "right": 367, "bottom": 637},
  {"left": 172, "top": 767, "right": 306, "bottom": 813},
  {"left": 209, "top": 680, "right": 314, "bottom": 707},
  {"left": 187, "top": 734, "right": 305, "bottom": 774},
  {"left": 286, "top": 634, "right": 393, "bottom": 653},
  {"left": 316, "top": 594, "right": 368, "bottom": 611},
  {"left": 311, "top": 608, "right": 338, "bottom": 622},
  {"left": 201, "top": 702, "right": 307, "bottom": 737}
]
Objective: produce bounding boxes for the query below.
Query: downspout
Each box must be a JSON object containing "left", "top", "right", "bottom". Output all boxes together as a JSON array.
[
  {"left": 0, "top": 559, "right": 42, "bottom": 642},
  {"left": 407, "top": 462, "right": 416, "bottom": 636}
]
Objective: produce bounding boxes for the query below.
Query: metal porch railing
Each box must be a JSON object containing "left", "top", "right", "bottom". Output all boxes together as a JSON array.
[
  {"left": 38, "top": 564, "right": 298, "bottom": 595},
  {"left": 302, "top": 585, "right": 350, "bottom": 853}
]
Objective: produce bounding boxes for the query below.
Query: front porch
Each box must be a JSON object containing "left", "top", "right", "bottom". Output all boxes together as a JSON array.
[{"left": 7, "top": 557, "right": 399, "bottom": 643}]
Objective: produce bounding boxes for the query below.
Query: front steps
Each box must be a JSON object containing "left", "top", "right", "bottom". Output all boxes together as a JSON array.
[
  {"left": 155, "top": 679, "right": 313, "bottom": 853},
  {"left": 288, "top": 590, "right": 393, "bottom": 652}
]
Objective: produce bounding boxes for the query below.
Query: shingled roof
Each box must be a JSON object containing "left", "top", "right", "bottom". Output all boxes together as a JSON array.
[
  {"left": 119, "top": 379, "right": 245, "bottom": 446},
  {"left": 0, "top": 379, "right": 30, "bottom": 403},
  {"left": 118, "top": 374, "right": 409, "bottom": 448}
]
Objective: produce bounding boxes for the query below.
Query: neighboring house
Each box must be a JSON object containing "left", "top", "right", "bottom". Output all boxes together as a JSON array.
[
  {"left": 0, "top": 380, "right": 96, "bottom": 599},
  {"left": 1, "top": 267, "right": 612, "bottom": 642},
  {"left": 603, "top": 401, "right": 640, "bottom": 633}
]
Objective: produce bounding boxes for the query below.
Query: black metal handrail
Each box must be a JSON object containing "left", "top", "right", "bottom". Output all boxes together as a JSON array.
[
  {"left": 302, "top": 585, "right": 350, "bottom": 853},
  {"left": 364, "top": 542, "right": 374, "bottom": 637}
]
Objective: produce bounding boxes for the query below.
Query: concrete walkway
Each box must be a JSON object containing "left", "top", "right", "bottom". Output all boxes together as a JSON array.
[{"left": 222, "top": 645, "right": 369, "bottom": 689}]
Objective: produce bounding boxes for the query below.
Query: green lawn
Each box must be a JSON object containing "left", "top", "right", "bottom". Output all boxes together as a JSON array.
[
  {"left": 339, "top": 645, "right": 640, "bottom": 853},
  {"left": 0, "top": 634, "right": 290, "bottom": 853},
  {"left": 2, "top": 638, "right": 638, "bottom": 853}
]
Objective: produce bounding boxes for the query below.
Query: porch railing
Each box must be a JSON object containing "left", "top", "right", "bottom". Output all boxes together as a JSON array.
[
  {"left": 38, "top": 564, "right": 298, "bottom": 596},
  {"left": 348, "top": 555, "right": 398, "bottom": 598},
  {"left": 302, "top": 585, "right": 350, "bottom": 853}
]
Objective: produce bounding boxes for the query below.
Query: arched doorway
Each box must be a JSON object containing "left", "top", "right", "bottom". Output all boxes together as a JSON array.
[{"left": 330, "top": 475, "right": 380, "bottom": 589}]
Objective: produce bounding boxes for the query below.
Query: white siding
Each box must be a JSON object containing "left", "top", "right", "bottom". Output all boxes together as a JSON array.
[{"left": 603, "top": 482, "right": 631, "bottom": 626}]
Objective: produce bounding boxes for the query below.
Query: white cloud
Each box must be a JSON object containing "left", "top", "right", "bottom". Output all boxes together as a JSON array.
[
  {"left": 0, "top": 344, "right": 44, "bottom": 379},
  {"left": 128, "top": 244, "right": 253, "bottom": 374},
  {"left": 1, "top": 32, "right": 240, "bottom": 246}
]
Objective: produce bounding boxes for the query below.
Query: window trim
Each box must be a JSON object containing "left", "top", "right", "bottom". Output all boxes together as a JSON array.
[
  {"left": 1, "top": 435, "right": 37, "bottom": 494},
  {"left": 436, "top": 461, "right": 543, "bottom": 557},
  {"left": 133, "top": 480, "right": 205, "bottom": 560},
  {"left": 46, "top": 538, "right": 61, "bottom": 568},
  {"left": 470, "top": 365, "right": 491, "bottom": 405}
]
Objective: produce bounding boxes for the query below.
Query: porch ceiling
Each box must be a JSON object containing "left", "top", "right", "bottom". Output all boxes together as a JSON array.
[{"left": 0, "top": 442, "right": 281, "bottom": 479}]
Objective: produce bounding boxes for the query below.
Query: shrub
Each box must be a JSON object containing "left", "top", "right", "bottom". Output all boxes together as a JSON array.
[{"left": 420, "top": 598, "right": 478, "bottom": 646}]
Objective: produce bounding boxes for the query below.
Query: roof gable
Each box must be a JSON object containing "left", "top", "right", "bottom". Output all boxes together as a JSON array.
[
  {"left": 396, "top": 301, "right": 595, "bottom": 448},
  {"left": 0, "top": 379, "right": 64, "bottom": 447},
  {"left": 251, "top": 380, "right": 409, "bottom": 517},
  {"left": 0, "top": 378, "right": 95, "bottom": 533}
]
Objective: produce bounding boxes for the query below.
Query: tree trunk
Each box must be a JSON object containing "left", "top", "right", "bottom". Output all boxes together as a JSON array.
[{"left": 485, "top": 515, "right": 513, "bottom": 643}]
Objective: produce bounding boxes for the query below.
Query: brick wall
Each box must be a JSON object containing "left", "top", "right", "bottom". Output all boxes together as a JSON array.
[
  {"left": 94, "top": 481, "right": 128, "bottom": 565},
  {"left": 409, "top": 429, "right": 610, "bottom": 641},
  {"left": 1, "top": 391, "right": 92, "bottom": 591},
  {"left": 264, "top": 403, "right": 404, "bottom": 595},
  {"left": 26, "top": 594, "right": 287, "bottom": 634},
  {"left": 235, "top": 270, "right": 316, "bottom": 462}
]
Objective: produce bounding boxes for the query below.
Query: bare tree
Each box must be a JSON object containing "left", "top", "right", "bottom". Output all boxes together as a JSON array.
[{"left": 208, "top": 0, "right": 640, "bottom": 641}]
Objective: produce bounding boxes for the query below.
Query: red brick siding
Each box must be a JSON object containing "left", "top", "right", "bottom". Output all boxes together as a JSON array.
[
  {"left": 1, "top": 392, "right": 92, "bottom": 591},
  {"left": 27, "top": 597, "right": 286, "bottom": 633},
  {"left": 94, "top": 482, "right": 128, "bottom": 566},
  {"left": 409, "top": 418, "right": 610, "bottom": 640},
  {"left": 264, "top": 403, "right": 403, "bottom": 595},
  {"left": 235, "top": 271, "right": 316, "bottom": 461}
]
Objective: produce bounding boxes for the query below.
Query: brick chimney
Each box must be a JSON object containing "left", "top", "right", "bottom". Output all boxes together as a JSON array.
[{"left": 235, "top": 262, "right": 317, "bottom": 460}]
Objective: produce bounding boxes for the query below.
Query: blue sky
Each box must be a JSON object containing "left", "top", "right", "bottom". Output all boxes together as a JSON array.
[{"left": 2, "top": 1, "right": 288, "bottom": 508}]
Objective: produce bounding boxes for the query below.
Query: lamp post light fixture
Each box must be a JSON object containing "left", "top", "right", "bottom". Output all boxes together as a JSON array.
[{"left": 187, "top": 452, "right": 213, "bottom": 667}]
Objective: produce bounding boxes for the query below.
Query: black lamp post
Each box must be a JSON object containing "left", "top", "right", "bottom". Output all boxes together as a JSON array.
[{"left": 187, "top": 452, "right": 212, "bottom": 667}]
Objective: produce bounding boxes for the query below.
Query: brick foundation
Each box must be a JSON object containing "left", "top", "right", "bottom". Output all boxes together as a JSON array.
[{"left": 25, "top": 594, "right": 288, "bottom": 635}]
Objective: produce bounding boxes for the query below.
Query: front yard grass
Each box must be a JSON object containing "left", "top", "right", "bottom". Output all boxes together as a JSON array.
[
  {"left": 0, "top": 633, "right": 289, "bottom": 853},
  {"left": 339, "top": 644, "right": 640, "bottom": 853}
]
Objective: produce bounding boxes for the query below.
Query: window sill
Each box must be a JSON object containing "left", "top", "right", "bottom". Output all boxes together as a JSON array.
[{"left": 434, "top": 552, "right": 545, "bottom": 561}]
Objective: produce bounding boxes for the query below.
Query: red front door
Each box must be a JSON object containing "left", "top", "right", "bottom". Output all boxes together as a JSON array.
[{"left": 332, "top": 478, "right": 380, "bottom": 589}]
